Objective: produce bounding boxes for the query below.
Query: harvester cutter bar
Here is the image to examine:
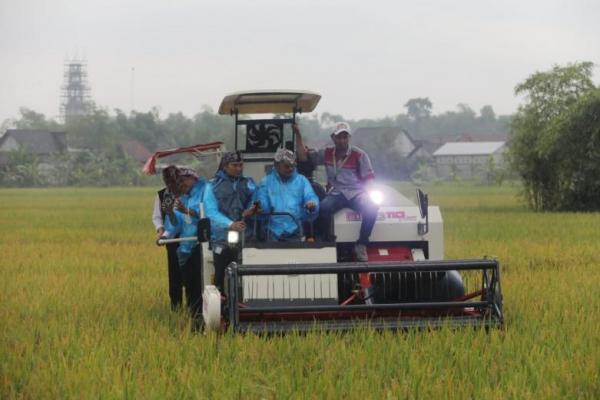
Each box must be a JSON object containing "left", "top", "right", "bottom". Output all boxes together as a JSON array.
[
  {"left": 238, "top": 301, "right": 488, "bottom": 313},
  {"left": 225, "top": 259, "right": 503, "bottom": 333}
]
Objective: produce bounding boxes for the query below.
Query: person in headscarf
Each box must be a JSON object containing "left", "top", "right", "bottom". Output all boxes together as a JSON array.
[
  {"left": 162, "top": 167, "right": 207, "bottom": 329},
  {"left": 256, "top": 148, "right": 319, "bottom": 241},
  {"left": 203, "top": 151, "right": 258, "bottom": 291},
  {"left": 152, "top": 165, "right": 183, "bottom": 310}
]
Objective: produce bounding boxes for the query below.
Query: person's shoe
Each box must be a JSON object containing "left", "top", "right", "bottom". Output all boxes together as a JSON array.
[{"left": 354, "top": 243, "right": 368, "bottom": 262}]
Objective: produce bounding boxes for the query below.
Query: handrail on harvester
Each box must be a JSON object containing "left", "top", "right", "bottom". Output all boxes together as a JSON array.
[{"left": 235, "top": 259, "right": 499, "bottom": 275}]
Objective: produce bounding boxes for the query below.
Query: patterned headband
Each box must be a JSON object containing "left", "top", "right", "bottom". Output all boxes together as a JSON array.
[
  {"left": 221, "top": 151, "right": 243, "bottom": 164},
  {"left": 274, "top": 148, "right": 296, "bottom": 164},
  {"left": 177, "top": 167, "right": 198, "bottom": 179}
]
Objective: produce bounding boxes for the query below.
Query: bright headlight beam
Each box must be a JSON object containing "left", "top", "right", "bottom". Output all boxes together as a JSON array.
[
  {"left": 227, "top": 230, "right": 240, "bottom": 244},
  {"left": 369, "top": 190, "right": 384, "bottom": 205}
]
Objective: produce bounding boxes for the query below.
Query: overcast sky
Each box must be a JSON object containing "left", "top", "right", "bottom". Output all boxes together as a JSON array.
[{"left": 1, "top": 0, "right": 598, "bottom": 123}]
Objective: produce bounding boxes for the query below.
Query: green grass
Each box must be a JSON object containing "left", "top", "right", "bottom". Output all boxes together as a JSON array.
[{"left": 1, "top": 185, "right": 599, "bottom": 399}]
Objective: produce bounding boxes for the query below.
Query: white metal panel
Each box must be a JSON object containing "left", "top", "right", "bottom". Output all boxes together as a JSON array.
[
  {"left": 202, "top": 286, "right": 221, "bottom": 331},
  {"left": 242, "top": 246, "right": 337, "bottom": 265},
  {"left": 218, "top": 90, "right": 321, "bottom": 115},
  {"left": 241, "top": 246, "right": 338, "bottom": 301},
  {"left": 201, "top": 242, "right": 215, "bottom": 286},
  {"left": 433, "top": 142, "right": 505, "bottom": 156},
  {"left": 243, "top": 161, "right": 272, "bottom": 183},
  {"left": 333, "top": 205, "right": 444, "bottom": 260}
]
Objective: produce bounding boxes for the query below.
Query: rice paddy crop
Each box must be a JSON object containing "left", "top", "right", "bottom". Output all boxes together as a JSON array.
[{"left": 1, "top": 185, "right": 598, "bottom": 399}]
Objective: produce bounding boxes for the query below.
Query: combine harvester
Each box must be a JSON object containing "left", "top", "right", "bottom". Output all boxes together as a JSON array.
[{"left": 155, "top": 90, "right": 504, "bottom": 333}]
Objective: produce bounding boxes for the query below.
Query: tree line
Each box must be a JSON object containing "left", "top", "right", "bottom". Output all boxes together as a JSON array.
[
  {"left": 3, "top": 59, "right": 599, "bottom": 213},
  {"left": 0, "top": 99, "right": 511, "bottom": 187}
]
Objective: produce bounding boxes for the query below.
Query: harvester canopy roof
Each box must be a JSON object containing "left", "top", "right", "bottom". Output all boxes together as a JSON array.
[{"left": 218, "top": 90, "right": 321, "bottom": 115}]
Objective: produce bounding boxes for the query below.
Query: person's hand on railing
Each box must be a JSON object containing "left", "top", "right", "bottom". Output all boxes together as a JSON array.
[
  {"left": 305, "top": 201, "right": 317, "bottom": 213},
  {"left": 242, "top": 208, "right": 254, "bottom": 218},
  {"left": 242, "top": 202, "right": 260, "bottom": 218},
  {"left": 230, "top": 221, "right": 246, "bottom": 232},
  {"left": 155, "top": 227, "right": 165, "bottom": 245}
]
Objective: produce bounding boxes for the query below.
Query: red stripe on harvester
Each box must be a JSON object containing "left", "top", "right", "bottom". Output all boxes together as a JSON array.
[
  {"left": 340, "top": 293, "right": 357, "bottom": 306},
  {"left": 454, "top": 289, "right": 485, "bottom": 302}
]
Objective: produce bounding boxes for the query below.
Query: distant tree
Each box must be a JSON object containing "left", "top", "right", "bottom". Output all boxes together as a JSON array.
[
  {"left": 162, "top": 112, "right": 194, "bottom": 147},
  {"left": 403, "top": 98, "right": 432, "bottom": 136},
  {"left": 319, "top": 112, "right": 345, "bottom": 125},
  {"left": 0, "top": 145, "right": 42, "bottom": 186},
  {"left": 13, "top": 108, "right": 62, "bottom": 131},
  {"left": 539, "top": 88, "right": 600, "bottom": 210},
  {"left": 191, "top": 109, "right": 231, "bottom": 148},
  {"left": 1, "top": 118, "right": 15, "bottom": 132},
  {"left": 479, "top": 105, "right": 496, "bottom": 122},
  {"left": 404, "top": 98, "right": 432, "bottom": 121},
  {"left": 126, "top": 108, "right": 164, "bottom": 150},
  {"left": 508, "top": 62, "right": 597, "bottom": 210},
  {"left": 297, "top": 114, "right": 329, "bottom": 143},
  {"left": 47, "top": 152, "right": 75, "bottom": 186},
  {"left": 66, "top": 106, "right": 118, "bottom": 151},
  {"left": 483, "top": 155, "right": 505, "bottom": 186},
  {"left": 456, "top": 103, "right": 476, "bottom": 119}
]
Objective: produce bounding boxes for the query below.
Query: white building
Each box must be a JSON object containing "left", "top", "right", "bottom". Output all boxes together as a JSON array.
[{"left": 432, "top": 141, "right": 506, "bottom": 180}]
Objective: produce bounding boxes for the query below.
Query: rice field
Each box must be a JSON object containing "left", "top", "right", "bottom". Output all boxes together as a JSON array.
[{"left": 1, "top": 184, "right": 599, "bottom": 399}]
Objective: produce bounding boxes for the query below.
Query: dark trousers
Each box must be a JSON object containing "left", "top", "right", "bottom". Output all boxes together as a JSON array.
[
  {"left": 316, "top": 192, "right": 379, "bottom": 244},
  {"left": 166, "top": 243, "right": 183, "bottom": 310},
  {"left": 181, "top": 246, "right": 204, "bottom": 321},
  {"left": 213, "top": 245, "right": 238, "bottom": 293},
  {"left": 311, "top": 181, "right": 327, "bottom": 200}
]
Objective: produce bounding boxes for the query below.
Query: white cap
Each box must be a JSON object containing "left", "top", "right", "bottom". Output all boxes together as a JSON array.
[{"left": 331, "top": 122, "right": 351, "bottom": 136}]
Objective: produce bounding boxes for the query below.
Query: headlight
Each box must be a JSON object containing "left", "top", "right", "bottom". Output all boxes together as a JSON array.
[
  {"left": 227, "top": 230, "right": 240, "bottom": 244},
  {"left": 369, "top": 190, "right": 384, "bottom": 205}
]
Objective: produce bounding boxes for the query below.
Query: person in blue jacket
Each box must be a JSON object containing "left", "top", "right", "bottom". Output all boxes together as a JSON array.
[
  {"left": 256, "top": 148, "right": 319, "bottom": 241},
  {"left": 203, "top": 151, "right": 258, "bottom": 291},
  {"left": 162, "top": 168, "right": 206, "bottom": 328}
]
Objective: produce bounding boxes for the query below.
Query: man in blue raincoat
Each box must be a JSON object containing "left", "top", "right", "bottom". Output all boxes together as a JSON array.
[
  {"left": 162, "top": 168, "right": 206, "bottom": 328},
  {"left": 203, "top": 151, "right": 258, "bottom": 291},
  {"left": 256, "top": 148, "right": 319, "bottom": 241}
]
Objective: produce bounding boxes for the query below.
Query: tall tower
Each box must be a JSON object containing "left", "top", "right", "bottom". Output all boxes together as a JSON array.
[{"left": 60, "top": 59, "right": 91, "bottom": 123}]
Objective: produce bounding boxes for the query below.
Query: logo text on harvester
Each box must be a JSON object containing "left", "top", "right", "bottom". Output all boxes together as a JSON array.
[{"left": 345, "top": 209, "right": 418, "bottom": 222}]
